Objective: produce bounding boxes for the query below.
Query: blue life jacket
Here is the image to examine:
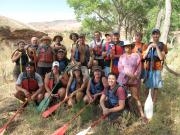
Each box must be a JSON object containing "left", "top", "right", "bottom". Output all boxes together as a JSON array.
[
  {"left": 58, "top": 58, "right": 69, "bottom": 72},
  {"left": 69, "top": 79, "right": 77, "bottom": 93},
  {"left": 90, "top": 79, "right": 104, "bottom": 95},
  {"left": 105, "top": 84, "right": 122, "bottom": 108},
  {"left": 74, "top": 47, "right": 80, "bottom": 62},
  {"left": 146, "top": 42, "right": 164, "bottom": 61}
]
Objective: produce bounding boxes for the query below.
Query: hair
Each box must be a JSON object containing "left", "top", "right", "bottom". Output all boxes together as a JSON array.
[
  {"left": 135, "top": 32, "right": 143, "bottom": 38},
  {"left": 108, "top": 72, "right": 117, "bottom": 79},
  {"left": 69, "top": 33, "right": 79, "bottom": 40},
  {"left": 94, "top": 31, "right": 101, "bottom": 36},
  {"left": 26, "top": 61, "right": 35, "bottom": 68}
]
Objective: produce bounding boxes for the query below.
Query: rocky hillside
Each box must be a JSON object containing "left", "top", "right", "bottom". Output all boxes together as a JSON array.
[{"left": 0, "top": 16, "right": 46, "bottom": 42}]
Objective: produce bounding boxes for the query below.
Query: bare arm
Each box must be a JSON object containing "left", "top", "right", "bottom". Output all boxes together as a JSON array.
[
  {"left": 108, "top": 100, "right": 125, "bottom": 113},
  {"left": 100, "top": 94, "right": 106, "bottom": 110},
  {"left": 44, "top": 73, "right": 51, "bottom": 93},
  {"left": 11, "top": 51, "right": 21, "bottom": 62}
]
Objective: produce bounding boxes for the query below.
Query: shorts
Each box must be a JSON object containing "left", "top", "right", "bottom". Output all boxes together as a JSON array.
[{"left": 145, "top": 70, "right": 163, "bottom": 89}]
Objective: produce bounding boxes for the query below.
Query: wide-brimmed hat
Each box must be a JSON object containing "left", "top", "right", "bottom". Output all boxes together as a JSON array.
[
  {"left": 121, "top": 41, "right": 135, "bottom": 47},
  {"left": 40, "top": 36, "right": 52, "bottom": 42},
  {"left": 92, "top": 66, "right": 103, "bottom": 72},
  {"left": 53, "top": 35, "right": 63, "bottom": 42},
  {"left": 152, "top": 28, "right": 160, "bottom": 35},
  {"left": 72, "top": 66, "right": 81, "bottom": 72},
  {"left": 57, "top": 48, "right": 66, "bottom": 53}
]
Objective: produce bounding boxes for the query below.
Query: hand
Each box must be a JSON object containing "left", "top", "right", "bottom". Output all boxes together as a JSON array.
[
  {"left": 92, "top": 94, "right": 98, "bottom": 100},
  {"left": 102, "top": 107, "right": 110, "bottom": 115},
  {"left": 51, "top": 93, "right": 59, "bottom": 98},
  {"left": 102, "top": 52, "right": 107, "bottom": 57},
  {"left": 24, "top": 90, "right": 30, "bottom": 98},
  {"left": 31, "top": 94, "right": 36, "bottom": 101},
  {"left": 89, "top": 96, "right": 94, "bottom": 103}
]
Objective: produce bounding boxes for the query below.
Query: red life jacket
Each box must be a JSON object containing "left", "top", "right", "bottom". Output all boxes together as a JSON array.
[
  {"left": 21, "top": 73, "right": 39, "bottom": 92},
  {"left": 93, "top": 39, "right": 104, "bottom": 57},
  {"left": 104, "top": 42, "right": 111, "bottom": 61},
  {"left": 38, "top": 45, "right": 53, "bottom": 63}
]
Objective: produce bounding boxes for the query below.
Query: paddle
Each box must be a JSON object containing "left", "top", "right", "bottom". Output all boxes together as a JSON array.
[
  {"left": 0, "top": 100, "right": 28, "bottom": 134},
  {"left": 144, "top": 48, "right": 154, "bottom": 120},
  {"left": 42, "top": 97, "right": 68, "bottom": 118},
  {"left": 144, "top": 89, "right": 153, "bottom": 120},
  {"left": 51, "top": 102, "right": 91, "bottom": 135},
  {"left": 37, "top": 81, "right": 61, "bottom": 113},
  {"left": 76, "top": 115, "right": 107, "bottom": 135}
]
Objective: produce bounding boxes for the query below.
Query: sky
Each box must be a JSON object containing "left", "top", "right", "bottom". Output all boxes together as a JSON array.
[{"left": 0, "top": 0, "right": 76, "bottom": 23}]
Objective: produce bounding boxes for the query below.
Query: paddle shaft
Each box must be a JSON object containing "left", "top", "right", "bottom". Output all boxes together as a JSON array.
[
  {"left": 0, "top": 100, "right": 28, "bottom": 133},
  {"left": 91, "top": 115, "right": 107, "bottom": 128}
]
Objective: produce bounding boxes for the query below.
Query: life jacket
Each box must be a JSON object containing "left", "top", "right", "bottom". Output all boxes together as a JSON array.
[
  {"left": 38, "top": 45, "right": 53, "bottom": 63},
  {"left": 111, "top": 41, "right": 124, "bottom": 75},
  {"left": 21, "top": 72, "right": 39, "bottom": 92},
  {"left": 145, "top": 42, "right": 164, "bottom": 62},
  {"left": 12, "top": 49, "right": 28, "bottom": 66},
  {"left": 93, "top": 39, "right": 104, "bottom": 57},
  {"left": 74, "top": 44, "right": 90, "bottom": 66},
  {"left": 74, "top": 46, "right": 80, "bottom": 62},
  {"left": 103, "top": 42, "right": 112, "bottom": 61},
  {"left": 90, "top": 78, "right": 104, "bottom": 95},
  {"left": 58, "top": 58, "right": 69, "bottom": 72},
  {"left": 105, "top": 84, "right": 126, "bottom": 108}
]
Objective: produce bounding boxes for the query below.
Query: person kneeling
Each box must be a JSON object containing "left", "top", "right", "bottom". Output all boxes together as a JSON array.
[
  {"left": 83, "top": 66, "right": 106, "bottom": 104},
  {"left": 14, "top": 62, "right": 44, "bottom": 104},
  {"left": 100, "top": 73, "right": 126, "bottom": 121},
  {"left": 65, "top": 66, "right": 88, "bottom": 107}
]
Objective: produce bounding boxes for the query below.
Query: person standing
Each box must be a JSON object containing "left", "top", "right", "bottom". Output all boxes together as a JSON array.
[
  {"left": 36, "top": 36, "right": 55, "bottom": 78},
  {"left": 89, "top": 31, "right": 104, "bottom": 68},
  {"left": 11, "top": 40, "right": 29, "bottom": 80},
  {"left": 110, "top": 31, "right": 124, "bottom": 77},
  {"left": 143, "top": 29, "right": 168, "bottom": 103},
  {"left": 117, "top": 42, "right": 145, "bottom": 119}
]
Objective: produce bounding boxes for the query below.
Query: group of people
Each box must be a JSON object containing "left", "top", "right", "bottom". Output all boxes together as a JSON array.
[{"left": 11, "top": 28, "right": 168, "bottom": 122}]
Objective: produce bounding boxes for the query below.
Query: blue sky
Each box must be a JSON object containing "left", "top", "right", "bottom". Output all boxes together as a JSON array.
[{"left": 0, "top": 0, "right": 75, "bottom": 23}]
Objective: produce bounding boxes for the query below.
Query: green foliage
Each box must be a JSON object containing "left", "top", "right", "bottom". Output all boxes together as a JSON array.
[{"left": 67, "top": 0, "right": 157, "bottom": 35}]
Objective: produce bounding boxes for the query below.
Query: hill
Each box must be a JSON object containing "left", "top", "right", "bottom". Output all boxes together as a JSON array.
[
  {"left": 29, "top": 20, "right": 81, "bottom": 33},
  {"left": 0, "top": 16, "right": 46, "bottom": 42}
]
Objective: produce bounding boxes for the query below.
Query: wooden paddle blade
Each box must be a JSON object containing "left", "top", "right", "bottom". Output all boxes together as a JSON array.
[
  {"left": 0, "top": 127, "right": 6, "bottom": 135},
  {"left": 42, "top": 103, "right": 60, "bottom": 118},
  {"left": 51, "top": 124, "right": 68, "bottom": 135},
  {"left": 76, "top": 127, "right": 91, "bottom": 135}
]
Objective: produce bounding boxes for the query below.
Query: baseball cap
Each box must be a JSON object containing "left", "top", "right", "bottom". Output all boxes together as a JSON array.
[
  {"left": 152, "top": 29, "right": 160, "bottom": 35},
  {"left": 52, "top": 61, "right": 59, "bottom": 69}
]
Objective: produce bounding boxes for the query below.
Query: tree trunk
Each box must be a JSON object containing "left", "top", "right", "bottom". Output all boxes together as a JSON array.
[
  {"left": 160, "top": 0, "right": 172, "bottom": 44},
  {"left": 155, "top": 8, "right": 164, "bottom": 29}
]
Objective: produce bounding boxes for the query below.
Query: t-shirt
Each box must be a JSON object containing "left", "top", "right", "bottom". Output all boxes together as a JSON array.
[{"left": 16, "top": 72, "right": 43, "bottom": 87}]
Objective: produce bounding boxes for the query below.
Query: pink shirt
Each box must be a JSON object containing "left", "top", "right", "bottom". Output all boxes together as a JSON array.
[{"left": 117, "top": 53, "right": 141, "bottom": 85}]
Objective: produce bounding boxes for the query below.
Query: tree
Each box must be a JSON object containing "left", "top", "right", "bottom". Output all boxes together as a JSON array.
[
  {"left": 67, "top": 0, "right": 156, "bottom": 39},
  {"left": 160, "top": 0, "right": 172, "bottom": 44}
]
